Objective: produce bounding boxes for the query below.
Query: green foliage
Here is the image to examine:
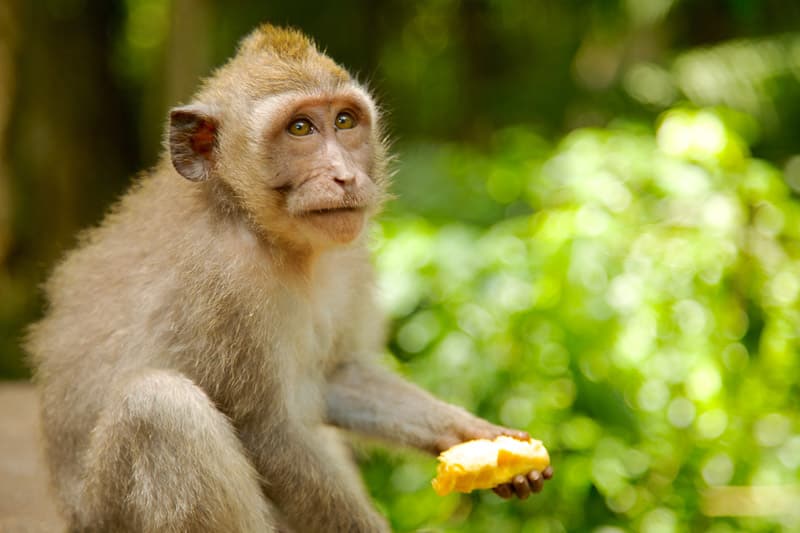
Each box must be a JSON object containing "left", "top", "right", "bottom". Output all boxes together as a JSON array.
[{"left": 368, "top": 108, "right": 800, "bottom": 532}]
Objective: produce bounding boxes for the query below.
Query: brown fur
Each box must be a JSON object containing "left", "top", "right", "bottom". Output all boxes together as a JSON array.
[{"left": 27, "top": 24, "right": 536, "bottom": 533}]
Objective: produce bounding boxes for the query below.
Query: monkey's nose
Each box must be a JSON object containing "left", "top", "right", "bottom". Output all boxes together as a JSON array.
[{"left": 332, "top": 175, "right": 356, "bottom": 191}]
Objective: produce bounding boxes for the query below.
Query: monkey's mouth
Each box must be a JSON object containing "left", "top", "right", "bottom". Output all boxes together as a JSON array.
[
  {"left": 300, "top": 205, "right": 367, "bottom": 242},
  {"left": 304, "top": 206, "right": 363, "bottom": 216}
]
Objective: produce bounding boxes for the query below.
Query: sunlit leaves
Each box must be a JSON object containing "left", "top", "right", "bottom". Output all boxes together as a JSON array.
[{"left": 369, "top": 108, "right": 800, "bottom": 532}]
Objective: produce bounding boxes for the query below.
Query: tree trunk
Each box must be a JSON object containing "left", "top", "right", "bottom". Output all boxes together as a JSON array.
[{"left": 1, "top": 1, "right": 138, "bottom": 377}]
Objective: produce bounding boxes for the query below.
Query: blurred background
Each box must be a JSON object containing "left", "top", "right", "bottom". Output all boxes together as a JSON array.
[{"left": 1, "top": 0, "right": 800, "bottom": 531}]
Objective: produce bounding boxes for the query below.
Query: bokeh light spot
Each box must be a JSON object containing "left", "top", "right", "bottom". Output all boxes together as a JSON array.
[
  {"left": 702, "top": 453, "right": 734, "bottom": 486},
  {"left": 640, "top": 507, "right": 678, "bottom": 533},
  {"left": 668, "top": 397, "right": 696, "bottom": 428},
  {"left": 686, "top": 365, "right": 721, "bottom": 402},
  {"left": 697, "top": 409, "right": 728, "bottom": 440},
  {"left": 754, "top": 413, "right": 791, "bottom": 447}
]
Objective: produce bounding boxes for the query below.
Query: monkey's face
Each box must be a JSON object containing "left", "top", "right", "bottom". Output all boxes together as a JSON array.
[
  {"left": 168, "top": 27, "right": 390, "bottom": 251},
  {"left": 256, "top": 91, "right": 383, "bottom": 248},
  {"left": 168, "top": 87, "right": 387, "bottom": 251}
]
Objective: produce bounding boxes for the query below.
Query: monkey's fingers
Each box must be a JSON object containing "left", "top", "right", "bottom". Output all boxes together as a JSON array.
[
  {"left": 493, "top": 483, "right": 514, "bottom": 499},
  {"left": 500, "top": 428, "right": 530, "bottom": 441},
  {"left": 461, "top": 419, "right": 530, "bottom": 443},
  {"left": 527, "top": 470, "right": 544, "bottom": 494},
  {"left": 512, "top": 474, "right": 531, "bottom": 500},
  {"left": 494, "top": 467, "right": 554, "bottom": 500},
  {"left": 521, "top": 467, "right": 554, "bottom": 497}
]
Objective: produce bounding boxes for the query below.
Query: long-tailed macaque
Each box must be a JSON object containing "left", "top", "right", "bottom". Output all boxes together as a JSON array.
[{"left": 26, "top": 25, "right": 551, "bottom": 532}]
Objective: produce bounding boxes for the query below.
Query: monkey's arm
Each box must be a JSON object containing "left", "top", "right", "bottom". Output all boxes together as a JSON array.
[
  {"left": 325, "top": 360, "right": 528, "bottom": 455},
  {"left": 326, "top": 360, "right": 553, "bottom": 498}
]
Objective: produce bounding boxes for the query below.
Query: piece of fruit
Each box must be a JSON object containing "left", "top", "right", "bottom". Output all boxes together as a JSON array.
[{"left": 431, "top": 436, "right": 550, "bottom": 496}]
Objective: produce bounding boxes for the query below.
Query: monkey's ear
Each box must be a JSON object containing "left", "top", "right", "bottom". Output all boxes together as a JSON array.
[{"left": 169, "top": 104, "right": 219, "bottom": 182}]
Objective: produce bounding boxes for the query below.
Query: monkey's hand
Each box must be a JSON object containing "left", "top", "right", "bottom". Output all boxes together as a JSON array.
[
  {"left": 431, "top": 435, "right": 551, "bottom": 498},
  {"left": 491, "top": 464, "right": 554, "bottom": 500},
  {"left": 434, "top": 420, "right": 553, "bottom": 500}
]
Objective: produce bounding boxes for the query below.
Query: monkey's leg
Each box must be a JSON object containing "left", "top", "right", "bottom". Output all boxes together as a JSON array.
[{"left": 75, "top": 370, "right": 276, "bottom": 533}]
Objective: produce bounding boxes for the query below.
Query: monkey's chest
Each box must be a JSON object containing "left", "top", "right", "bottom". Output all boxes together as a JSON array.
[{"left": 284, "top": 309, "right": 337, "bottom": 423}]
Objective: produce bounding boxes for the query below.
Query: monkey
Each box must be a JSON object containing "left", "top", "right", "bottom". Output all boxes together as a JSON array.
[{"left": 26, "top": 24, "right": 552, "bottom": 533}]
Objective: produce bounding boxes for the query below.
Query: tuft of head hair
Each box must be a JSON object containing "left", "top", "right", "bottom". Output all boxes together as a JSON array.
[
  {"left": 197, "top": 23, "right": 351, "bottom": 99},
  {"left": 239, "top": 24, "right": 315, "bottom": 61}
]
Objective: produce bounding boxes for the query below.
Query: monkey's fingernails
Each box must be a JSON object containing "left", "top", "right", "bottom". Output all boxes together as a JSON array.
[{"left": 542, "top": 466, "right": 554, "bottom": 480}]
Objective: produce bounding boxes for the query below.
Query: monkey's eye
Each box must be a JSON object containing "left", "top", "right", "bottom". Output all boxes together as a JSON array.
[
  {"left": 335, "top": 112, "right": 356, "bottom": 130},
  {"left": 288, "top": 119, "right": 314, "bottom": 136}
]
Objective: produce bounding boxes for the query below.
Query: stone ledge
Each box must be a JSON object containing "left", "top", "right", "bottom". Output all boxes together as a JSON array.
[{"left": 0, "top": 382, "right": 65, "bottom": 532}]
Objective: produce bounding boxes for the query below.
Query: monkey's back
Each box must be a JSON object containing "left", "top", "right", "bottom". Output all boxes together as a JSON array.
[{"left": 26, "top": 169, "right": 210, "bottom": 508}]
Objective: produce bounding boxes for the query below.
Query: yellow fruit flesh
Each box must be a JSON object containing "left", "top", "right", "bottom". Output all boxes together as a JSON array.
[{"left": 431, "top": 436, "right": 550, "bottom": 496}]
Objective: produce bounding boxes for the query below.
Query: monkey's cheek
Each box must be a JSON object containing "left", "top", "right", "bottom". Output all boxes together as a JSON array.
[{"left": 305, "top": 210, "right": 366, "bottom": 244}]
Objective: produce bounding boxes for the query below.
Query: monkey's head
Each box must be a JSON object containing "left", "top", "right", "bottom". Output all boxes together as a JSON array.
[{"left": 168, "top": 24, "right": 390, "bottom": 250}]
